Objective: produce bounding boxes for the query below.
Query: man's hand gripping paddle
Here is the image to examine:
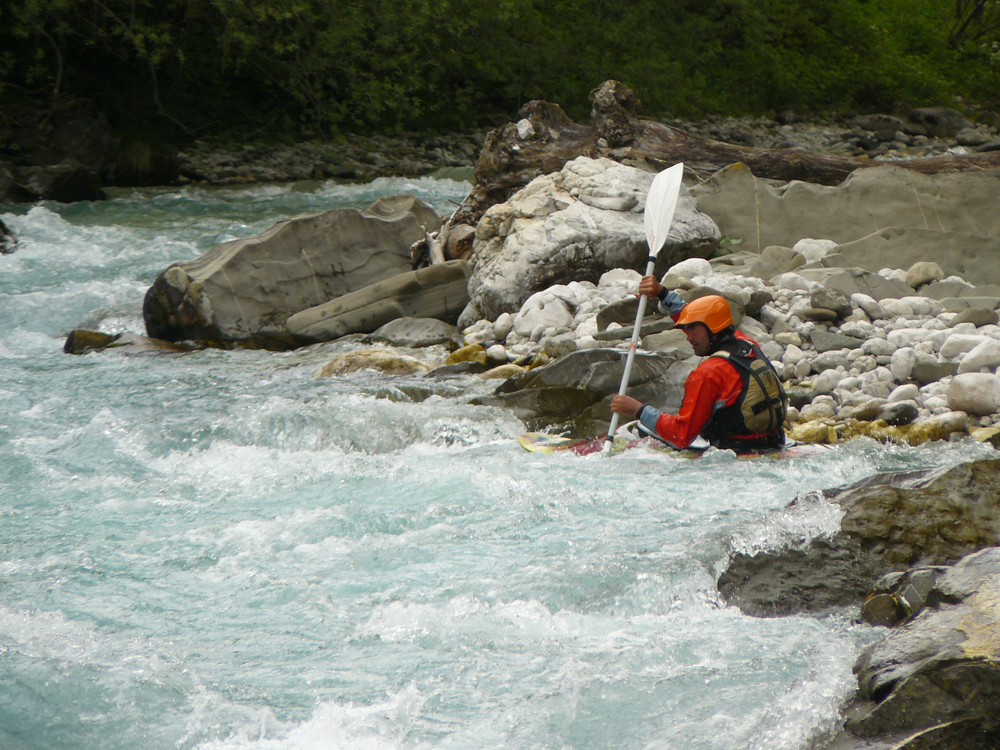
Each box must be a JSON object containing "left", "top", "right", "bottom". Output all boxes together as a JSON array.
[{"left": 603, "top": 162, "right": 685, "bottom": 454}]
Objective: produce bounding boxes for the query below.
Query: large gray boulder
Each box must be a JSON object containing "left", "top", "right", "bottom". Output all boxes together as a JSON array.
[
  {"left": 691, "top": 164, "right": 1000, "bottom": 283},
  {"left": 718, "top": 459, "right": 1000, "bottom": 617},
  {"left": 286, "top": 260, "right": 470, "bottom": 344},
  {"left": 143, "top": 194, "right": 441, "bottom": 349},
  {"left": 462, "top": 156, "right": 720, "bottom": 323}
]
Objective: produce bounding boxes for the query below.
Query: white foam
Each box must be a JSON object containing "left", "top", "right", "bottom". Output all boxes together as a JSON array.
[{"left": 193, "top": 684, "right": 427, "bottom": 750}]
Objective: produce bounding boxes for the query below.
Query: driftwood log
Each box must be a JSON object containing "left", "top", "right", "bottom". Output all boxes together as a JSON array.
[{"left": 454, "top": 79, "right": 1000, "bottom": 229}]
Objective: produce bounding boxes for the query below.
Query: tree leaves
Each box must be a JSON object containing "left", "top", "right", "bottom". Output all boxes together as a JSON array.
[{"left": 0, "top": 0, "right": 995, "bottom": 140}]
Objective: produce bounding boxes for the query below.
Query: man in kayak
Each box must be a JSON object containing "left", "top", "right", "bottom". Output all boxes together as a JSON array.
[{"left": 610, "top": 276, "right": 788, "bottom": 451}]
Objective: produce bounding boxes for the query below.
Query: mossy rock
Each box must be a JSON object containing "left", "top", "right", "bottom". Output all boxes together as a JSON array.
[{"left": 445, "top": 344, "right": 487, "bottom": 366}]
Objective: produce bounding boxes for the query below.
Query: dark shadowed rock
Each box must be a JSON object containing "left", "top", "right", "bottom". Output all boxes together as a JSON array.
[
  {"left": 12, "top": 160, "right": 106, "bottom": 202},
  {"left": 905, "top": 107, "right": 974, "bottom": 138},
  {"left": 1, "top": 97, "right": 118, "bottom": 177},
  {"left": 879, "top": 400, "right": 920, "bottom": 426},
  {"left": 0, "top": 217, "right": 16, "bottom": 254}
]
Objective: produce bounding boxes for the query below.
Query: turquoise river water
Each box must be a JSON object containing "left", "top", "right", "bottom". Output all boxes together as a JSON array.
[{"left": 1, "top": 176, "right": 995, "bottom": 750}]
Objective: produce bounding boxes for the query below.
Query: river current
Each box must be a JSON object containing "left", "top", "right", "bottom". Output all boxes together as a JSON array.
[{"left": 1, "top": 177, "right": 994, "bottom": 750}]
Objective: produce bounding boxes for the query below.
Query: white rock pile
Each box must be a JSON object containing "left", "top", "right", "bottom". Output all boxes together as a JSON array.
[{"left": 459, "top": 243, "right": 1000, "bottom": 443}]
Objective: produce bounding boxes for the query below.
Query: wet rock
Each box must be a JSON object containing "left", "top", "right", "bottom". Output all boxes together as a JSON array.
[
  {"left": 444, "top": 343, "right": 487, "bottom": 366},
  {"left": 718, "top": 538, "right": 881, "bottom": 617},
  {"left": 0, "top": 217, "right": 16, "bottom": 254},
  {"left": 475, "top": 347, "right": 696, "bottom": 437},
  {"left": 879, "top": 400, "right": 919, "bottom": 426},
  {"left": 861, "top": 567, "right": 947, "bottom": 627},
  {"left": 63, "top": 329, "right": 193, "bottom": 355},
  {"left": 840, "top": 548, "right": 1000, "bottom": 747},
  {"left": 718, "top": 459, "right": 1000, "bottom": 616},
  {"left": 315, "top": 348, "right": 430, "bottom": 376},
  {"left": 477, "top": 363, "right": 526, "bottom": 380}
]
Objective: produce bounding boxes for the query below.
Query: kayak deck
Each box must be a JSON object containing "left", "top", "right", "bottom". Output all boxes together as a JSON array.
[{"left": 517, "top": 431, "right": 832, "bottom": 458}]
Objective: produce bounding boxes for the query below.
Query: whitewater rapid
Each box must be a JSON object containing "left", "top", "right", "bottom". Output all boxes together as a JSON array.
[{"left": 1, "top": 178, "right": 993, "bottom": 750}]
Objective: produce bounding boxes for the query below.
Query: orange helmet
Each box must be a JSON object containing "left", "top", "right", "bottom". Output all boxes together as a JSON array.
[{"left": 675, "top": 295, "right": 733, "bottom": 334}]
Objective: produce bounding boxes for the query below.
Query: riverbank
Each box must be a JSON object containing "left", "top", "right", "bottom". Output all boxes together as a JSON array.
[
  {"left": 4, "top": 98, "right": 999, "bottom": 203},
  {"left": 175, "top": 130, "right": 488, "bottom": 185},
  {"left": 172, "top": 109, "right": 1000, "bottom": 186}
]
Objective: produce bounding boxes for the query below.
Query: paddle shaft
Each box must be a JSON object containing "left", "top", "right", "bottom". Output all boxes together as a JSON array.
[
  {"left": 600, "top": 162, "right": 684, "bottom": 455},
  {"left": 603, "top": 253, "right": 657, "bottom": 452}
]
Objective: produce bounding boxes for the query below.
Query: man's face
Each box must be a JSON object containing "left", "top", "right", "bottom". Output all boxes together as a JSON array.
[{"left": 680, "top": 323, "right": 712, "bottom": 356}]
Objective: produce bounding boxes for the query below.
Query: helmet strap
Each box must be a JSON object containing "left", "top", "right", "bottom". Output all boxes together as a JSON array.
[{"left": 708, "top": 326, "right": 737, "bottom": 353}]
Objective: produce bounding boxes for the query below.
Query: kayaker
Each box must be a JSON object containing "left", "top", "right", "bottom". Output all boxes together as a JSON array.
[{"left": 610, "top": 276, "right": 788, "bottom": 451}]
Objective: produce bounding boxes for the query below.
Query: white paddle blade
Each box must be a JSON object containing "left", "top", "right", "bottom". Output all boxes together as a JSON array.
[{"left": 643, "top": 162, "right": 684, "bottom": 256}]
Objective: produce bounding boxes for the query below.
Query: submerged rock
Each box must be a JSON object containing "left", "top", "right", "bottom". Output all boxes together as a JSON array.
[
  {"left": 11, "top": 159, "right": 106, "bottom": 203},
  {"left": 0, "top": 217, "right": 16, "bottom": 254},
  {"left": 63, "top": 329, "right": 195, "bottom": 355},
  {"left": 315, "top": 348, "right": 431, "bottom": 377}
]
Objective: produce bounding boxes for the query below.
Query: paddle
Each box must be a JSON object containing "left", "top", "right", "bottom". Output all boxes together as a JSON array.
[{"left": 603, "top": 162, "right": 685, "bottom": 454}]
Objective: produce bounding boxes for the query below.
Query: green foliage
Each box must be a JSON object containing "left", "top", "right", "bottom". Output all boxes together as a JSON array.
[{"left": 0, "top": 0, "right": 997, "bottom": 142}]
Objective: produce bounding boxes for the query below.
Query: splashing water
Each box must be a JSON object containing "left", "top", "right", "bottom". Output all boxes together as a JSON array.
[{"left": 1, "top": 179, "right": 994, "bottom": 750}]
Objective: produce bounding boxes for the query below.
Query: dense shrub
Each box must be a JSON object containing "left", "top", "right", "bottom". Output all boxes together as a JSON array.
[{"left": 0, "top": 0, "right": 997, "bottom": 141}]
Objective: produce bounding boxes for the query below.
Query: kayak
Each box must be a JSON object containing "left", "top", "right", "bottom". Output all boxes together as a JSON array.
[{"left": 517, "top": 431, "right": 832, "bottom": 458}]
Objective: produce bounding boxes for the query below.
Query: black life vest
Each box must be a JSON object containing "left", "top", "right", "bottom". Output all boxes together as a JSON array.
[{"left": 700, "top": 337, "right": 788, "bottom": 450}]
